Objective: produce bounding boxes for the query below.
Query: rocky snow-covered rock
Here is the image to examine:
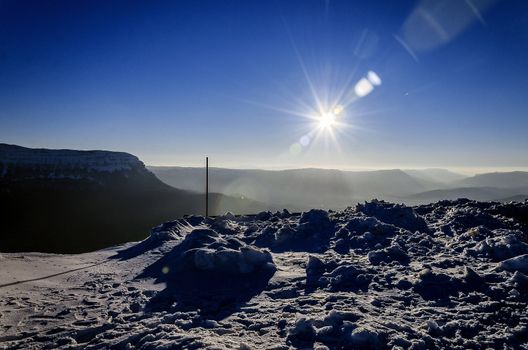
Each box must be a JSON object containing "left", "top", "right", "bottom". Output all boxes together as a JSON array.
[{"left": 1, "top": 199, "right": 528, "bottom": 349}]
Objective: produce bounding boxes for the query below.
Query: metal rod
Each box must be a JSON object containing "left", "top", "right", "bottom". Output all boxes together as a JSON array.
[{"left": 205, "top": 156, "right": 209, "bottom": 218}]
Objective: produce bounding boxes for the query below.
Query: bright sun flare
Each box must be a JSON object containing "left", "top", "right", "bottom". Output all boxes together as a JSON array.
[
  {"left": 317, "top": 105, "right": 343, "bottom": 130},
  {"left": 318, "top": 112, "right": 336, "bottom": 129}
]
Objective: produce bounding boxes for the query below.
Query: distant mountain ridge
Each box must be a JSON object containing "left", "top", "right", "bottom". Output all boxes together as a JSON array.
[
  {"left": 405, "top": 186, "right": 528, "bottom": 202},
  {"left": 150, "top": 166, "right": 528, "bottom": 208},
  {"left": 457, "top": 171, "right": 528, "bottom": 188},
  {"left": 149, "top": 166, "right": 435, "bottom": 210},
  {"left": 403, "top": 168, "right": 466, "bottom": 185}
]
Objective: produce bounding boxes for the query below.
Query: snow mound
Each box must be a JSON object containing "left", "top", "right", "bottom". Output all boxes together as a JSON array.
[
  {"left": 306, "top": 255, "right": 372, "bottom": 292},
  {"left": 422, "top": 200, "right": 519, "bottom": 234},
  {"left": 149, "top": 218, "right": 203, "bottom": 241},
  {"left": 367, "top": 243, "right": 409, "bottom": 265},
  {"left": 175, "top": 228, "right": 275, "bottom": 274},
  {"left": 184, "top": 233, "right": 274, "bottom": 274},
  {"left": 489, "top": 200, "right": 528, "bottom": 226},
  {"left": 469, "top": 230, "right": 528, "bottom": 261},
  {"left": 299, "top": 209, "right": 331, "bottom": 227},
  {"left": 254, "top": 209, "right": 334, "bottom": 252},
  {"left": 140, "top": 227, "right": 276, "bottom": 316},
  {"left": 413, "top": 269, "right": 463, "bottom": 300},
  {"left": 499, "top": 254, "right": 528, "bottom": 274},
  {"left": 287, "top": 312, "right": 384, "bottom": 349},
  {"left": 345, "top": 215, "right": 402, "bottom": 237},
  {"left": 356, "top": 200, "right": 429, "bottom": 232},
  {"left": 339, "top": 215, "right": 405, "bottom": 253}
]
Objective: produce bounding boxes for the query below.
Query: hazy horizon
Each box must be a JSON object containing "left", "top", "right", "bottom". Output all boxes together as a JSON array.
[
  {"left": 4, "top": 141, "right": 528, "bottom": 176},
  {"left": 6, "top": 140, "right": 528, "bottom": 175},
  {"left": 147, "top": 162, "right": 528, "bottom": 177}
]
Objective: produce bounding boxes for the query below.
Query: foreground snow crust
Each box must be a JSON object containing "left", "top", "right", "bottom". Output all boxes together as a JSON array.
[{"left": 1, "top": 199, "right": 528, "bottom": 349}]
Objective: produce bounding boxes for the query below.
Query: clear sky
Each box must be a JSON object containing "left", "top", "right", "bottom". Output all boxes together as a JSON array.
[{"left": 1, "top": 0, "right": 528, "bottom": 172}]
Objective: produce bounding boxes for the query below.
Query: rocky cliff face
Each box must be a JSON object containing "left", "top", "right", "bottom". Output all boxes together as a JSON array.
[{"left": 0, "top": 143, "right": 152, "bottom": 184}]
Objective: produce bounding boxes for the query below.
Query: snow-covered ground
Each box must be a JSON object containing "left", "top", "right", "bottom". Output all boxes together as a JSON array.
[{"left": 1, "top": 199, "right": 528, "bottom": 349}]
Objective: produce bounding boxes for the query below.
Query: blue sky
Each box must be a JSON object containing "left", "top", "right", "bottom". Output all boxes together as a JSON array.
[{"left": 1, "top": 0, "right": 528, "bottom": 172}]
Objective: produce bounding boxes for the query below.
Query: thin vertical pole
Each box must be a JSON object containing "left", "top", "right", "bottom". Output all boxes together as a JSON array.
[{"left": 205, "top": 156, "right": 209, "bottom": 218}]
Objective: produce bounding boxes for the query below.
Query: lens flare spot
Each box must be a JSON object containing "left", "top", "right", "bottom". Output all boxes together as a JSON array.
[
  {"left": 354, "top": 77, "right": 374, "bottom": 97},
  {"left": 367, "top": 71, "right": 382, "bottom": 86},
  {"left": 289, "top": 143, "right": 302, "bottom": 155},
  {"left": 162, "top": 266, "right": 170, "bottom": 274},
  {"left": 333, "top": 105, "right": 344, "bottom": 116},
  {"left": 300, "top": 135, "right": 311, "bottom": 146}
]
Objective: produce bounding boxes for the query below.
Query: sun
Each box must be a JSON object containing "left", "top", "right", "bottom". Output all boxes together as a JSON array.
[
  {"left": 316, "top": 105, "right": 343, "bottom": 130},
  {"left": 318, "top": 112, "right": 336, "bottom": 129}
]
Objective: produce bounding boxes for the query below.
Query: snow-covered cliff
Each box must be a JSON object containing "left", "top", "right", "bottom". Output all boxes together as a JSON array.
[{"left": 0, "top": 143, "right": 150, "bottom": 180}]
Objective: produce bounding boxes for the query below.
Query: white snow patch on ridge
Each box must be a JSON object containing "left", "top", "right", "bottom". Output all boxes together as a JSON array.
[{"left": 0, "top": 143, "right": 145, "bottom": 175}]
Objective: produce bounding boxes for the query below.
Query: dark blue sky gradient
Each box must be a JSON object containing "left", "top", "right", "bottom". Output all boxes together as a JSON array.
[{"left": 1, "top": 0, "right": 527, "bottom": 171}]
